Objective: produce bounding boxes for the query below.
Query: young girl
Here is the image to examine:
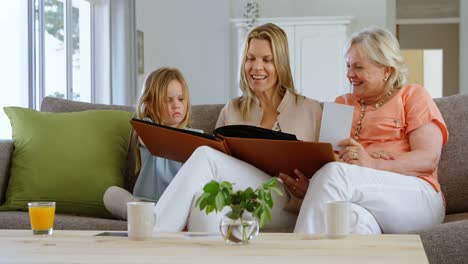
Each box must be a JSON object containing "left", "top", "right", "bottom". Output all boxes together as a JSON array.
[{"left": 103, "top": 67, "right": 197, "bottom": 219}]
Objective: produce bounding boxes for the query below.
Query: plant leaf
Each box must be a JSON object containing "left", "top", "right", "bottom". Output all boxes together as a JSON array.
[
  {"left": 222, "top": 189, "right": 232, "bottom": 205},
  {"left": 269, "top": 186, "right": 283, "bottom": 196},
  {"left": 265, "top": 191, "right": 273, "bottom": 208},
  {"left": 253, "top": 206, "right": 263, "bottom": 219},
  {"left": 206, "top": 206, "right": 214, "bottom": 214},
  {"left": 220, "top": 181, "right": 233, "bottom": 191},
  {"left": 215, "top": 192, "right": 225, "bottom": 211},
  {"left": 259, "top": 211, "right": 267, "bottom": 228},
  {"left": 196, "top": 192, "right": 211, "bottom": 211},
  {"left": 263, "top": 177, "right": 278, "bottom": 188},
  {"left": 198, "top": 177, "right": 281, "bottom": 228},
  {"left": 243, "top": 187, "right": 255, "bottom": 199},
  {"left": 232, "top": 191, "right": 242, "bottom": 205},
  {"left": 203, "top": 181, "right": 219, "bottom": 194},
  {"left": 259, "top": 189, "right": 266, "bottom": 200},
  {"left": 264, "top": 206, "right": 272, "bottom": 221}
]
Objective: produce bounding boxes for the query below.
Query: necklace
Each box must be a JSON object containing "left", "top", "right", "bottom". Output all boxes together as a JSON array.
[{"left": 353, "top": 88, "right": 398, "bottom": 141}]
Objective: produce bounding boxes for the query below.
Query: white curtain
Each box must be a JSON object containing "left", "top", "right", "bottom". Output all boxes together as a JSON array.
[{"left": 109, "top": 0, "right": 137, "bottom": 106}]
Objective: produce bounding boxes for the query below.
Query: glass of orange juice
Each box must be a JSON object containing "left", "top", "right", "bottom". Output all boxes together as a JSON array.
[{"left": 27, "top": 202, "right": 56, "bottom": 235}]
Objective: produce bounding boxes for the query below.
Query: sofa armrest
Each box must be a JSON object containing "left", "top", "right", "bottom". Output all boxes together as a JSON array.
[
  {"left": 0, "top": 140, "right": 13, "bottom": 204},
  {"left": 417, "top": 220, "right": 468, "bottom": 264}
]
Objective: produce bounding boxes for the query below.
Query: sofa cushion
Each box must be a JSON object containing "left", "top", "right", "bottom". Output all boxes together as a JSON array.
[
  {"left": 191, "top": 104, "right": 224, "bottom": 134},
  {"left": 434, "top": 94, "right": 468, "bottom": 214},
  {"left": 0, "top": 140, "right": 13, "bottom": 204},
  {"left": 0, "top": 211, "right": 126, "bottom": 230},
  {"left": 40, "top": 97, "right": 138, "bottom": 191},
  {"left": 39, "top": 98, "right": 225, "bottom": 191},
  {"left": 0, "top": 106, "right": 133, "bottom": 218},
  {"left": 444, "top": 213, "right": 468, "bottom": 223}
]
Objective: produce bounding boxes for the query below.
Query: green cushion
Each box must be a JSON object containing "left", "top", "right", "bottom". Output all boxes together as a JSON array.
[{"left": 1, "top": 106, "right": 133, "bottom": 218}]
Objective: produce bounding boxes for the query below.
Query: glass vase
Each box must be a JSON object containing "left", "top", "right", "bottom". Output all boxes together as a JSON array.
[{"left": 219, "top": 210, "right": 259, "bottom": 244}]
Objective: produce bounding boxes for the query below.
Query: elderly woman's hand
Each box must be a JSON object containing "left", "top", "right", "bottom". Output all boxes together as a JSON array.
[
  {"left": 369, "top": 151, "right": 397, "bottom": 160},
  {"left": 278, "top": 169, "right": 308, "bottom": 214},
  {"left": 338, "top": 138, "right": 377, "bottom": 168}
]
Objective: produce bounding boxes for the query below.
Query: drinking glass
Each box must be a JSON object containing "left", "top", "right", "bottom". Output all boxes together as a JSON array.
[{"left": 28, "top": 202, "right": 56, "bottom": 235}]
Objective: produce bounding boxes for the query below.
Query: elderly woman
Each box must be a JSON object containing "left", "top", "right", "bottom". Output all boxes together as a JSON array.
[
  {"left": 153, "top": 23, "right": 322, "bottom": 232},
  {"left": 280, "top": 27, "right": 448, "bottom": 234}
]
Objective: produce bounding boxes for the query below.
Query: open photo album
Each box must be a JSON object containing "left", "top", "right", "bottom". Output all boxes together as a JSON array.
[{"left": 130, "top": 119, "right": 336, "bottom": 178}]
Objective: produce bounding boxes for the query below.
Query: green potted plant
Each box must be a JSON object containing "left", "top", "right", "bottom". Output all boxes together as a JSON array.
[{"left": 196, "top": 177, "right": 282, "bottom": 244}]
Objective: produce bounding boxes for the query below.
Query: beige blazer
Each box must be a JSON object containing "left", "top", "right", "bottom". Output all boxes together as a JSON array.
[{"left": 215, "top": 91, "right": 322, "bottom": 142}]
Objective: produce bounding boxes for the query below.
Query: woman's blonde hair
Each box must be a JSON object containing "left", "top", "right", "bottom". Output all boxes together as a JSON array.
[
  {"left": 237, "top": 23, "right": 299, "bottom": 120},
  {"left": 344, "top": 27, "right": 408, "bottom": 91},
  {"left": 133, "top": 67, "right": 192, "bottom": 174}
]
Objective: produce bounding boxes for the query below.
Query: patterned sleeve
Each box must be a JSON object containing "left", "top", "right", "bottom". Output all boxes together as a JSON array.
[{"left": 403, "top": 84, "right": 448, "bottom": 145}]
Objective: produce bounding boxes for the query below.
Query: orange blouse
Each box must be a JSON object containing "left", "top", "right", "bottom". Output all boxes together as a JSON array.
[{"left": 335, "top": 84, "right": 449, "bottom": 192}]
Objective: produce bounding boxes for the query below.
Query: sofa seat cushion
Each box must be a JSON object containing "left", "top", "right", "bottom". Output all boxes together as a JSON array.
[
  {"left": 444, "top": 212, "right": 468, "bottom": 223},
  {"left": 0, "top": 211, "right": 126, "bottom": 230},
  {"left": 1, "top": 107, "right": 133, "bottom": 218}
]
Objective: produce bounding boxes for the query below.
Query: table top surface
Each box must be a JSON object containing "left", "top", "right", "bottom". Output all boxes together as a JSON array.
[{"left": 0, "top": 230, "right": 428, "bottom": 264}]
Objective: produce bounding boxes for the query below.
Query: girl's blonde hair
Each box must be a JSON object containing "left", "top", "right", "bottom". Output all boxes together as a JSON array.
[
  {"left": 237, "top": 23, "right": 300, "bottom": 120},
  {"left": 344, "top": 27, "right": 408, "bottom": 91},
  {"left": 133, "top": 67, "right": 192, "bottom": 174}
]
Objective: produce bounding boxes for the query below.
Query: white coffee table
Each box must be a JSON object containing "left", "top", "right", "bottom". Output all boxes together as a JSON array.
[{"left": 0, "top": 230, "right": 428, "bottom": 264}]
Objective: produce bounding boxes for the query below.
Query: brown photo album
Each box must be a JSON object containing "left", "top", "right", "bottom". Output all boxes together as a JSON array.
[{"left": 130, "top": 119, "right": 336, "bottom": 178}]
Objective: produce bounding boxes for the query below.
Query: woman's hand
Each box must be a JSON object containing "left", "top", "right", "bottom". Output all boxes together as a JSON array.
[
  {"left": 279, "top": 169, "right": 309, "bottom": 198},
  {"left": 278, "top": 169, "right": 308, "bottom": 214},
  {"left": 338, "top": 138, "right": 376, "bottom": 168},
  {"left": 369, "top": 151, "right": 396, "bottom": 160}
]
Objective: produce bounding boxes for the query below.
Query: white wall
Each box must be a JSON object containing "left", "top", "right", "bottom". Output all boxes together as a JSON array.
[
  {"left": 461, "top": 0, "right": 468, "bottom": 94},
  {"left": 386, "top": 0, "right": 396, "bottom": 34},
  {"left": 135, "top": 0, "right": 230, "bottom": 104},
  {"left": 231, "top": 0, "right": 396, "bottom": 33},
  {"left": 136, "top": 0, "right": 396, "bottom": 104},
  {"left": 424, "top": 50, "right": 443, "bottom": 98}
]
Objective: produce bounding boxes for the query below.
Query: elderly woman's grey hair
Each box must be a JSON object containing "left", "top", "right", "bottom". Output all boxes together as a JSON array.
[{"left": 344, "top": 27, "right": 408, "bottom": 90}]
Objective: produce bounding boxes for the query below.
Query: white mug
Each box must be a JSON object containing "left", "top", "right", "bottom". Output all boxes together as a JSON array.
[
  {"left": 127, "top": 202, "right": 156, "bottom": 240},
  {"left": 326, "top": 201, "right": 359, "bottom": 239}
]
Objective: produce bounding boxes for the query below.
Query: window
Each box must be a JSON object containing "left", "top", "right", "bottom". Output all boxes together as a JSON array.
[
  {"left": 37, "top": 0, "right": 93, "bottom": 104},
  {"left": 0, "top": 0, "right": 95, "bottom": 139}
]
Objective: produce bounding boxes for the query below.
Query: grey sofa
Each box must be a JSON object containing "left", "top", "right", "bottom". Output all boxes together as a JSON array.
[
  {"left": 0, "top": 97, "right": 224, "bottom": 231},
  {"left": 1, "top": 95, "right": 467, "bottom": 263}
]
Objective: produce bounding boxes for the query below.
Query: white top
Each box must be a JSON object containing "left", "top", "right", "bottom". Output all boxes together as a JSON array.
[{"left": 215, "top": 91, "right": 322, "bottom": 142}]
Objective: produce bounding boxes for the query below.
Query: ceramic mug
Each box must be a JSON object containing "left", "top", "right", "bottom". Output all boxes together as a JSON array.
[
  {"left": 127, "top": 202, "right": 156, "bottom": 240},
  {"left": 326, "top": 201, "right": 359, "bottom": 238}
]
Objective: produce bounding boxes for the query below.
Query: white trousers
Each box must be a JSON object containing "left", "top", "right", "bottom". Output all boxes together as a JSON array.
[
  {"left": 295, "top": 162, "right": 445, "bottom": 234},
  {"left": 154, "top": 146, "right": 296, "bottom": 232},
  {"left": 154, "top": 146, "right": 445, "bottom": 234}
]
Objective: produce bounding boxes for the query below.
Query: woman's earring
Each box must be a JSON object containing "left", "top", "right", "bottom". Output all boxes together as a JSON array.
[{"left": 383, "top": 76, "right": 388, "bottom": 81}]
